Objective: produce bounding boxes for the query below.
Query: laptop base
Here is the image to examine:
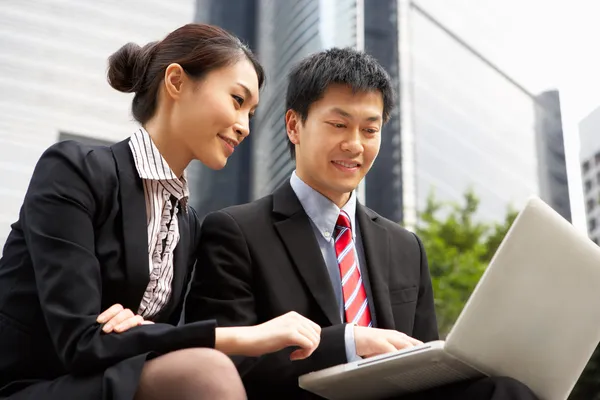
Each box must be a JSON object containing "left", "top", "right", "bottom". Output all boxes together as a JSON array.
[{"left": 300, "top": 341, "right": 487, "bottom": 400}]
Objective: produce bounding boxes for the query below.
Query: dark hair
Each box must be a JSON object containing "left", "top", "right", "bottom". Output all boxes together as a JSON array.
[
  {"left": 107, "top": 23, "right": 265, "bottom": 124},
  {"left": 285, "top": 47, "right": 394, "bottom": 159}
]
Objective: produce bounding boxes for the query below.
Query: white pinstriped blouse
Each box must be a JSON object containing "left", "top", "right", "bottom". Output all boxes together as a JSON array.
[{"left": 128, "top": 128, "right": 189, "bottom": 319}]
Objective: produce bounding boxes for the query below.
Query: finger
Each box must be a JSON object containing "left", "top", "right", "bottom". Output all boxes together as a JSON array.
[
  {"left": 297, "top": 324, "right": 320, "bottom": 349},
  {"left": 286, "top": 330, "right": 315, "bottom": 352},
  {"left": 289, "top": 327, "right": 319, "bottom": 361},
  {"left": 364, "top": 340, "right": 397, "bottom": 358},
  {"left": 102, "top": 309, "right": 135, "bottom": 333},
  {"left": 140, "top": 320, "right": 155, "bottom": 325},
  {"left": 97, "top": 304, "right": 123, "bottom": 324},
  {"left": 404, "top": 334, "right": 423, "bottom": 346},
  {"left": 290, "top": 347, "right": 313, "bottom": 361},
  {"left": 392, "top": 331, "right": 422, "bottom": 346},
  {"left": 114, "top": 315, "right": 145, "bottom": 333},
  {"left": 387, "top": 333, "right": 415, "bottom": 352}
]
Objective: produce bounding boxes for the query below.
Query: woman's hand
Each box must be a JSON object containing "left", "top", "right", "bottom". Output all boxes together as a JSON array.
[
  {"left": 97, "top": 304, "right": 154, "bottom": 333},
  {"left": 215, "top": 311, "right": 321, "bottom": 361}
]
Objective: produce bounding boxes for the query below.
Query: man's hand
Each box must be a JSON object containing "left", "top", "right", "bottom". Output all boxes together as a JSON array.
[
  {"left": 354, "top": 326, "right": 422, "bottom": 358},
  {"left": 97, "top": 304, "right": 154, "bottom": 333}
]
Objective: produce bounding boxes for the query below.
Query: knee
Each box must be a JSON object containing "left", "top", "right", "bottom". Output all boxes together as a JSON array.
[
  {"left": 149, "top": 348, "right": 245, "bottom": 399},
  {"left": 182, "top": 348, "right": 245, "bottom": 396},
  {"left": 187, "top": 348, "right": 238, "bottom": 376}
]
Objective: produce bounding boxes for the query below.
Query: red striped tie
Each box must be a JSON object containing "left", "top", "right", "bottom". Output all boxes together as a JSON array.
[{"left": 334, "top": 211, "right": 372, "bottom": 327}]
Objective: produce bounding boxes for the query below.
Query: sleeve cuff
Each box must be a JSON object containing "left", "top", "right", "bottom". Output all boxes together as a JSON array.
[{"left": 344, "top": 323, "right": 362, "bottom": 362}]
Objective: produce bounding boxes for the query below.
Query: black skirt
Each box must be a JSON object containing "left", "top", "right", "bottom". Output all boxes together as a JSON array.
[{"left": 2, "top": 353, "right": 150, "bottom": 400}]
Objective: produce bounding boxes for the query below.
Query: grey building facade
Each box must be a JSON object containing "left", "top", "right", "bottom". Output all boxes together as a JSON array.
[
  {"left": 579, "top": 107, "right": 600, "bottom": 245},
  {"left": 363, "top": 0, "right": 404, "bottom": 223},
  {"left": 534, "top": 90, "right": 571, "bottom": 222}
]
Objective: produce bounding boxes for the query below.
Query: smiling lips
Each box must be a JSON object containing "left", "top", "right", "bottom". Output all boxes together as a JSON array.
[
  {"left": 332, "top": 160, "right": 361, "bottom": 171},
  {"left": 218, "top": 134, "right": 238, "bottom": 154}
]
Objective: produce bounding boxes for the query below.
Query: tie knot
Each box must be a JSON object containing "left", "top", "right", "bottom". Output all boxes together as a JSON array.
[{"left": 336, "top": 211, "right": 352, "bottom": 231}]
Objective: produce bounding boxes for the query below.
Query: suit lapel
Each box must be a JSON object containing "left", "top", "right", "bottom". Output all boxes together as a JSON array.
[
  {"left": 273, "top": 182, "right": 341, "bottom": 325},
  {"left": 111, "top": 139, "right": 150, "bottom": 312},
  {"left": 356, "top": 204, "right": 395, "bottom": 329}
]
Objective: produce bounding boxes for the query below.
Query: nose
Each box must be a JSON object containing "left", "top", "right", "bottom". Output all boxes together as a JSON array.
[
  {"left": 234, "top": 118, "right": 250, "bottom": 139},
  {"left": 340, "top": 128, "right": 364, "bottom": 154}
]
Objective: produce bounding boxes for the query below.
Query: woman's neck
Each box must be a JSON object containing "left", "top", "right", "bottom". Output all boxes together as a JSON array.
[{"left": 143, "top": 118, "right": 192, "bottom": 178}]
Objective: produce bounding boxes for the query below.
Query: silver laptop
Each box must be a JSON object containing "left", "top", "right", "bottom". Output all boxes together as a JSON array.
[{"left": 299, "top": 197, "right": 600, "bottom": 400}]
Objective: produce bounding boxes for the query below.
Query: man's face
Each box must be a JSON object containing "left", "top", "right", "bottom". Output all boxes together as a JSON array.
[{"left": 287, "top": 84, "right": 383, "bottom": 206}]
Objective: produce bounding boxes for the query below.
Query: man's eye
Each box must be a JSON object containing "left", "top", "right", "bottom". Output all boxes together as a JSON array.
[{"left": 233, "top": 95, "right": 244, "bottom": 106}]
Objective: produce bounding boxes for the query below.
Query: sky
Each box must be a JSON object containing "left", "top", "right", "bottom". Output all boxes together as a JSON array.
[{"left": 415, "top": 0, "right": 600, "bottom": 233}]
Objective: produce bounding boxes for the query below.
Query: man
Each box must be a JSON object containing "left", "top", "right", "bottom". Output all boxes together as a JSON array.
[{"left": 185, "top": 48, "right": 538, "bottom": 400}]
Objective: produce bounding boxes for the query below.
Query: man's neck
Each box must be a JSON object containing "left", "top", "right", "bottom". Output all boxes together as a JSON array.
[{"left": 294, "top": 171, "right": 352, "bottom": 209}]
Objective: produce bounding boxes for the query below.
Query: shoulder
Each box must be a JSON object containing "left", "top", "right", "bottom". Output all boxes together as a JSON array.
[
  {"left": 218, "top": 195, "right": 273, "bottom": 222},
  {"left": 200, "top": 194, "right": 273, "bottom": 232},
  {"left": 27, "top": 140, "right": 118, "bottom": 204},
  {"left": 361, "top": 205, "right": 423, "bottom": 248},
  {"left": 36, "top": 140, "right": 116, "bottom": 177}
]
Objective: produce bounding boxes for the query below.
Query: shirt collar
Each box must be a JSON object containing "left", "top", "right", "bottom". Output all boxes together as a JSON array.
[
  {"left": 289, "top": 170, "right": 357, "bottom": 242},
  {"left": 128, "top": 127, "right": 189, "bottom": 200}
]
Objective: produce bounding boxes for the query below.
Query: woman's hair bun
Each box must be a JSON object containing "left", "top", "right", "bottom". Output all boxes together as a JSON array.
[{"left": 107, "top": 42, "right": 156, "bottom": 93}]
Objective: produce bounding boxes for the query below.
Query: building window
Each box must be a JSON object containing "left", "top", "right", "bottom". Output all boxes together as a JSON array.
[
  {"left": 587, "top": 198, "right": 596, "bottom": 213},
  {"left": 58, "top": 131, "right": 114, "bottom": 147},
  {"left": 596, "top": 152, "right": 600, "bottom": 165},
  {"left": 585, "top": 179, "right": 593, "bottom": 193},
  {"left": 583, "top": 160, "right": 591, "bottom": 174},
  {"left": 589, "top": 217, "right": 597, "bottom": 232}
]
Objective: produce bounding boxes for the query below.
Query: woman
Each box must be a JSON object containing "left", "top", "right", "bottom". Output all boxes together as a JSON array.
[{"left": 0, "top": 23, "right": 321, "bottom": 400}]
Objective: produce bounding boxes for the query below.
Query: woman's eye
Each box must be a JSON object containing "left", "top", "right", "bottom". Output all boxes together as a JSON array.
[
  {"left": 333, "top": 123, "right": 345, "bottom": 128},
  {"left": 233, "top": 95, "right": 244, "bottom": 106}
]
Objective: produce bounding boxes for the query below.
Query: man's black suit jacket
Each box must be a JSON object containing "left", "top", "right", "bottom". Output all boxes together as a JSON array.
[{"left": 186, "top": 181, "right": 439, "bottom": 399}]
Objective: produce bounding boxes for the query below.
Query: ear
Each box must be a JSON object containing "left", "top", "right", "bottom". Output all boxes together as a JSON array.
[
  {"left": 285, "top": 109, "right": 301, "bottom": 146},
  {"left": 163, "top": 63, "right": 186, "bottom": 100}
]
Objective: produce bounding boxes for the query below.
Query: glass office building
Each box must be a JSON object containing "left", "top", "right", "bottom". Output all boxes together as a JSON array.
[{"left": 407, "top": 2, "right": 540, "bottom": 223}]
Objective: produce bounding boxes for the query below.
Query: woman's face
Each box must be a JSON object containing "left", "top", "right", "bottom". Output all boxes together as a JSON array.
[{"left": 170, "top": 58, "right": 260, "bottom": 170}]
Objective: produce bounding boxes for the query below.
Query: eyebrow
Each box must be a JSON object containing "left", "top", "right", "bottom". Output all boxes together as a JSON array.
[
  {"left": 330, "top": 107, "right": 382, "bottom": 123},
  {"left": 237, "top": 82, "right": 252, "bottom": 99}
]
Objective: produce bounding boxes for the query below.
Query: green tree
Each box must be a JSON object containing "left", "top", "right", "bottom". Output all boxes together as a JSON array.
[{"left": 415, "top": 189, "right": 517, "bottom": 336}]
